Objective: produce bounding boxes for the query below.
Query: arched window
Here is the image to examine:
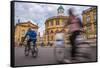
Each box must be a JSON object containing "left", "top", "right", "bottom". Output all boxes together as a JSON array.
[
  {"left": 46, "top": 31, "right": 49, "bottom": 34},
  {"left": 86, "top": 16, "right": 90, "bottom": 23},
  {"left": 51, "top": 35, "right": 53, "bottom": 40},
  {"left": 61, "top": 29, "right": 65, "bottom": 32},
  {"left": 94, "top": 13, "right": 96, "bottom": 23},
  {"left": 56, "top": 19, "right": 59, "bottom": 25},
  {"left": 47, "top": 22, "right": 49, "bottom": 27},
  {"left": 22, "top": 29, "right": 25, "bottom": 35},
  {"left": 51, "top": 20, "right": 53, "bottom": 26},
  {"left": 51, "top": 30, "right": 53, "bottom": 33}
]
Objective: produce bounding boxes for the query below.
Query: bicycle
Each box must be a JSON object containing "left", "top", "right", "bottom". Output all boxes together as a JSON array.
[
  {"left": 73, "top": 32, "right": 92, "bottom": 62},
  {"left": 54, "top": 31, "right": 92, "bottom": 63},
  {"left": 23, "top": 38, "right": 38, "bottom": 58}
]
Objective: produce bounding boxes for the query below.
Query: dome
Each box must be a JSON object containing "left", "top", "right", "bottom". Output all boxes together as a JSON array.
[{"left": 57, "top": 5, "right": 64, "bottom": 11}]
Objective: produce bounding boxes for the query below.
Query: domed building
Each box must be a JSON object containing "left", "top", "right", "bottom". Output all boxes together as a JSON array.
[{"left": 43, "top": 6, "right": 69, "bottom": 46}]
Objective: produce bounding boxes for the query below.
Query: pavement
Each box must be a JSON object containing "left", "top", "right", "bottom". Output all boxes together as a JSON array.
[{"left": 14, "top": 44, "right": 97, "bottom": 67}]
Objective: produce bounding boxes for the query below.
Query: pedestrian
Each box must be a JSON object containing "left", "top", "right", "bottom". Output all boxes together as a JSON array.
[{"left": 64, "top": 7, "right": 83, "bottom": 62}]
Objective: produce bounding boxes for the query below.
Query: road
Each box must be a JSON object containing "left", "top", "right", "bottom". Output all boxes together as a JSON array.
[{"left": 14, "top": 45, "right": 97, "bottom": 67}]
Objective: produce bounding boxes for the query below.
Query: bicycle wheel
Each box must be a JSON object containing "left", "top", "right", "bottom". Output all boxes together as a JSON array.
[
  {"left": 31, "top": 46, "right": 38, "bottom": 58},
  {"left": 54, "top": 47, "right": 65, "bottom": 63},
  {"left": 75, "top": 42, "right": 92, "bottom": 62},
  {"left": 24, "top": 45, "right": 29, "bottom": 56}
]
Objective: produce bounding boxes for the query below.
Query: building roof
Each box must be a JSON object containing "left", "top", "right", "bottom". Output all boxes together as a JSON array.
[
  {"left": 82, "top": 7, "right": 96, "bottom": 14},
  {"left": 15, "top": 21, "right": 39, "bottom": 29},
  {"left": 45, "top": 15, "right": 68, "bottom": 24}
]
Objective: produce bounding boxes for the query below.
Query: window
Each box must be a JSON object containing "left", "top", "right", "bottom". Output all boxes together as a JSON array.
[
  {"left": 87, "top": 26, "right": 92, "bottom": 35},
  {"left": 62, "top": 29, "right": 65, "bottom": 32},
  {"left": 94, "top": 24, "right": 96, "bottom": 34},
  {"left": 47, "top": 22, "right": 49, "bottom": 27},
  {"left": 47, "top": 35, "right": 49, "bottom": 41},
  {"left": 51, "top": 30, "right": 53, "bottom": 33},
  {"left": 46, "top": 31, "right": 48, "bottom": 34},
  {"left": 61, "top": 20, "right": 64, "bottom": 25},
  {"left": 51, "top": 20, "right": 53, "bottom": 26},
  {"left": 21, "top": 37, "right": 24, "bottom": 42},
  {"left": 86, "top": 16, "right": 90, "bottom": 23},
  {"left": 60, "top": 9, "right": 64, "bottom": 13},
  {"left": 56, "top": 19, "right": 59, "bottom": 25},
  {"left": 22, "top": 30, "right": 25, "bottom": 35},
  {"left": 94, "top": 14, "right": 96, "bottom": 23},
  {"left": 94, "top": 15, "right": 96, "bottom": 20},
  {"left": 51, "top": 35, "right": 53, "bottom": 40}
]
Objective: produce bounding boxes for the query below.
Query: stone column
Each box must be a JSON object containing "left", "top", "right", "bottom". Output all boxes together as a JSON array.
[
  {"left": 90, "top": 11, "right": 95, "bottom": 33},
  {"left": 82, "top": 14, "right": 88, "bottom": 39},
  {"left": 90, "top": 11, "right": 95, "bottom": 38}
]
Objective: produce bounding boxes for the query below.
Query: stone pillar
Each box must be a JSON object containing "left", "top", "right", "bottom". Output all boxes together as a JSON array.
[
  {"left": 90, "top": 11, "right": 95, "bottom": 33},
  {"left": 82, "top": 14, "right": 88, "bottom": 39},
  {"left": 90, "top": 11, "right": 95, "bottom": 38}
]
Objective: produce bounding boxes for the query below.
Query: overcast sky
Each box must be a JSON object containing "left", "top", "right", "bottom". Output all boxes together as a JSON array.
[{"left": 14, "top": 2, "right": 92, "bottom": 36}]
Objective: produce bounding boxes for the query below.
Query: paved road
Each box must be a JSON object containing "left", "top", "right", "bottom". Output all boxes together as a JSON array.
[
  {"left": 15, "top": 46, "right": 97, "bottom": 67},
  {"left": 15, "top": 47, "right": 57, "bottom": 66}
]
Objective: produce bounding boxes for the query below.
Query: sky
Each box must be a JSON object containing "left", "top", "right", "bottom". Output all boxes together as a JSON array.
[{"left": 14, "top": 2, "right": 92, "bottom": 36}]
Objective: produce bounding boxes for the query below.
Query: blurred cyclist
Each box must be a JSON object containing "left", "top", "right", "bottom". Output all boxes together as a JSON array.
[
  {"left": 65, "top": 8, "right": 83, "bottom": 61},
  {"left": 23, "top": 28, "right": 37, "bottom": 51}
]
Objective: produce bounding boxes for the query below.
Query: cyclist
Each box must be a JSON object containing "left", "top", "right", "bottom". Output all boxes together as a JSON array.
[{"left": 23, "top": 28, "right": 37, "bottom": 51}]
